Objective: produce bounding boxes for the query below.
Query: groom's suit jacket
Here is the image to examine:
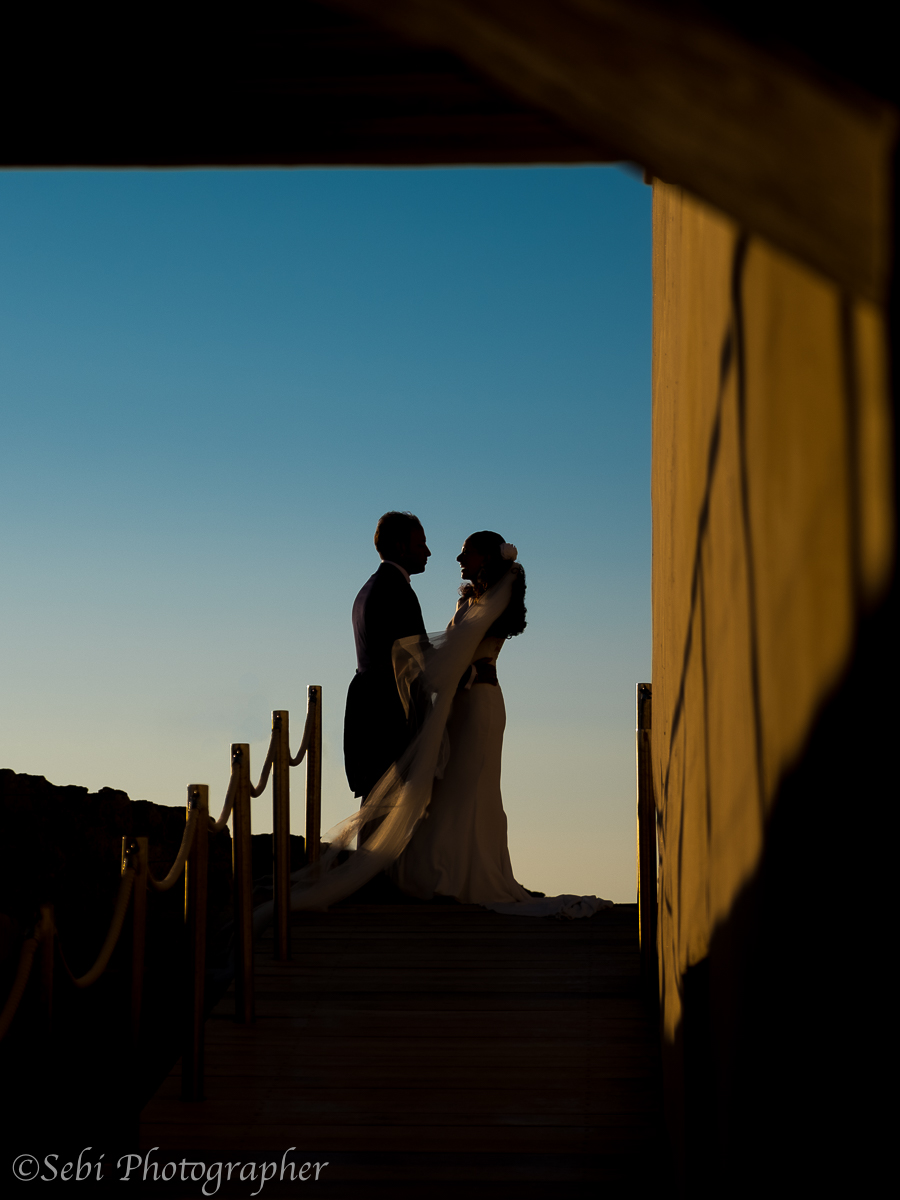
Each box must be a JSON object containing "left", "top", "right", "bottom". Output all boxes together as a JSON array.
[{"left": 344, "top": 562, "right": 427, "bottom": 799}]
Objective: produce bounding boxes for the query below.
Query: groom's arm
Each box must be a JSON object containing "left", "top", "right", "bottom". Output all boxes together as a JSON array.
[{"left": 385, "top": 582, "right": 426, "bottom": 647}]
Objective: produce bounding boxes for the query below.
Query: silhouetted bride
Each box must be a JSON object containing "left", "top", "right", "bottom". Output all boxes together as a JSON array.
[
  {"left": 392, "top": 532, "right": 533, "bottom": 904},
  {"left": 391, "top": 532, "right": 608, "bottom": 917},
  {"left": 274, "top": 532, "right": 609, "bottom": 921}
]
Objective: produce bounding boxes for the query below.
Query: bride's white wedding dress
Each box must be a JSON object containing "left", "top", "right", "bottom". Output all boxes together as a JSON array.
[
  {"left": 393, "top": 600, "right": 610, "bottom": 919},
  {"left": 392, "top": 613, "right": 524, "bottom": 904},
  {"left": 256, "top": 565, "right": 610, "bottom": 926}
]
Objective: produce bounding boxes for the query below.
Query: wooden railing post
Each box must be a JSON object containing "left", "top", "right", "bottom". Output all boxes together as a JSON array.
[
  {"left": 231, "top": 745, "right": 254, "bottom": 1025},
  {"left": 272, "top": 711, "right": 291, "bottom": 961},
  {"left": 183, "top": 784, "right": 208, "bottom": 1101},
  {"left": 123, "top": 836, "right": 148, "bottom": 1045},
  {"left": 39, "top": 903, "right": 54, "bottom": 1037},
  {"left": 305, "top": 686, "right": 322, "bottom": 865},
  {"left": 636, "top": 683, "right": 658, "bottom": 985}
]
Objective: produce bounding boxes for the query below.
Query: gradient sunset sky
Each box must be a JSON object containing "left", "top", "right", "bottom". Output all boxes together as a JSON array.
[{"left": 0, "top": 165, "right": 651, "bottom": 900}]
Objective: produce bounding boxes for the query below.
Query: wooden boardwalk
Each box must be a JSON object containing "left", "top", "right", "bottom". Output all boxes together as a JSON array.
[{"left": 140, "top": 902, "right": 662, "bottom": 1198}]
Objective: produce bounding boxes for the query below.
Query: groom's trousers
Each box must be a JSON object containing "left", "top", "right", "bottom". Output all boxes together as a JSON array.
[{"left": 343, "top": 667, "right": 410, "bottom": 801}]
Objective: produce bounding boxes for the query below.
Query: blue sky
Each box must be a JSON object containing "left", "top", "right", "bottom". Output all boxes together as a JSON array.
[{"left": 0, "top": 165, "right": 651, "bottom": 900}]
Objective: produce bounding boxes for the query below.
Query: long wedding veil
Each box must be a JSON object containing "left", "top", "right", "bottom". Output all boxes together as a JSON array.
[{"left": 251, "top": 567, "right": 520, "bottom": 932}]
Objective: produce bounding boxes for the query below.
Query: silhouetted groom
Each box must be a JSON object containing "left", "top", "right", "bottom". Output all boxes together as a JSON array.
[{"left": 344, "top": 511, "right": 430, "bottom": 801}]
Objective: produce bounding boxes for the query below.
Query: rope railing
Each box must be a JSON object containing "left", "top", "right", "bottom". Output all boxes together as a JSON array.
[
  {"left": 0, "top": 687, "right": 324, "bottom": 1107},
  {"left": 0, "top": 933, "right": 40, "bottom": 1041},
  {"left": 231, "top": 688, "right": 323, "bottom": 1022},
  {"left": 210, "top": 769, "right": 238, "bottom": 835},
  {"left": 243, "top": 698, "right": 313, "bottom": 798},
  {"left": 57, "top": 868, "right": 135, "bottom": 989},
  {"left": 289, "top": 706, "right": 314, "bottom": 767},
  {"left": 147, "top": 805, "right": 199, "bottom": 892},
  {"left": 249, "top": 744, "right": 274, "bottom": 798},
  {"left": 0, "top": 852, "right": 138, "bottom": 1039}
]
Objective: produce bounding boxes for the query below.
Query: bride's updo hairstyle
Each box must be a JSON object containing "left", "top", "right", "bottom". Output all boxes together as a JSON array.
[{"left": 460, "top": 530, "right": 527, "bottom": 639}]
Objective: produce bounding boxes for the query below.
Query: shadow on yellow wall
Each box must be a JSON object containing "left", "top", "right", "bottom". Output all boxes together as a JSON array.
[{"left": 652, "top": 182, "right": 894, "bottom": 1190}]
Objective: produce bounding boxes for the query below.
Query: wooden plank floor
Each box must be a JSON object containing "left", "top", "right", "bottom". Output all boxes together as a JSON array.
[{"left": 140, "top": 903, "right": 663, "bottom": 1198}]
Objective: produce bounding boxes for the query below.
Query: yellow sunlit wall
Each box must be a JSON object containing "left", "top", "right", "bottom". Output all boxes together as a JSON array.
[{"left": 651, "top": 182, "right": 894, "bottom": 1043}]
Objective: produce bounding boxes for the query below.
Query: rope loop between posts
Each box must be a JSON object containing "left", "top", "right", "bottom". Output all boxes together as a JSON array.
[
  {"left": 210, "top": 768, "right": 238, "bottom": 834},
  {"left": 244, "top": 703, "right": 316, "bottom": 800},
  {"left": 57, "top": 867, "right": 136, "bottom": 990},
  {"left": 147, "top": 806, "right": 199, "bottom": 892},
  {"left": 250, "top": 736, "right": 275, "bottom": 798},
  {"left": 289, "top": 705, "right": 315, "bottom": 767},
  {"left": 0, "top": 934, "right": 40, "bottom": 1041}
]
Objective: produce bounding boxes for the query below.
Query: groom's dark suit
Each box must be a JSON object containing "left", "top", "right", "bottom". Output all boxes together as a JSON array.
[{"left": 344, "top": 562, "right": 427, "bottom": 799}]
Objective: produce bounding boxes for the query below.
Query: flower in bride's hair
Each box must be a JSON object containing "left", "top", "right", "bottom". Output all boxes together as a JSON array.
[{"left": 500, "top": 542, "right": 518, "bottom": 561}]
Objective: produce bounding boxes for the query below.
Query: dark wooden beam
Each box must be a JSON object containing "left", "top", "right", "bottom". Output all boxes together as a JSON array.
[
  {"left": 0, "top": 2, "right": 614, "bottom": 169},
  {"left": 328, "top": 0, "right": 896, "bottom": 299}
]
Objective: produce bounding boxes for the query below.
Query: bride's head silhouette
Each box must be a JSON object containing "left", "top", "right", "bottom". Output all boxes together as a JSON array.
[{"left": 458, "top": 531, "right": 527, "bottom": 638}]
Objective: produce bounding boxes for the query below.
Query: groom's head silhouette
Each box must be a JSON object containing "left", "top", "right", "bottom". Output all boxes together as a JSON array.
[{"left": 374, "top": 511, "right": 430, "bottom": 576}]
